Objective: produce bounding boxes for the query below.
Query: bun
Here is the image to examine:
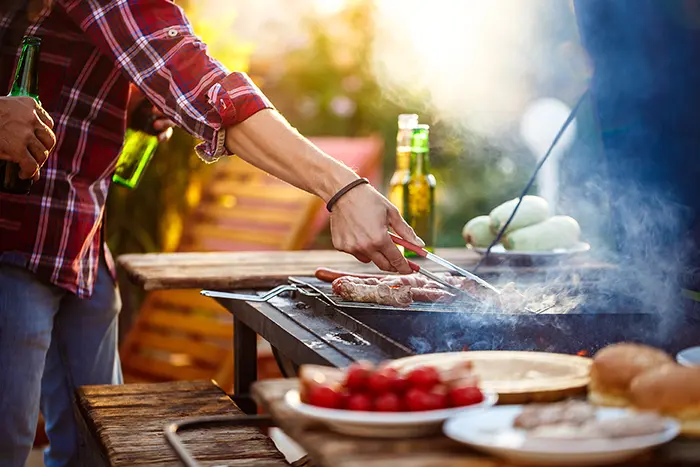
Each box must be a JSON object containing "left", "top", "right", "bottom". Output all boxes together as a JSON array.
[
  {"left": 630, "top": 364, "right": 700, "bottom": 437},
  {"left": 588, "top": 343, "right": 672, "bottom": 407}
]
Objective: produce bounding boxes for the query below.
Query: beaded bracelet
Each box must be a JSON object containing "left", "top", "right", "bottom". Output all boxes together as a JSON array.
[{"left": 326, "top": 178, "right": 370, "bottom": 212}]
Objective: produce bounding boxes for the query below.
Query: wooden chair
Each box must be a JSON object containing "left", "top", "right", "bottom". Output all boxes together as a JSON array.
[{"left": 119, "top": 136, "right": 384, "bottom": 392}]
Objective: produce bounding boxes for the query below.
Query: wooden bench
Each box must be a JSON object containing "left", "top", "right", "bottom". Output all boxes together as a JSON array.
[{"left": 75, "top": 380, "right": 289, "bottom": 466}]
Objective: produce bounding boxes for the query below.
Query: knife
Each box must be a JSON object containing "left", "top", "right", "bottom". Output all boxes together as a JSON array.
[{"left": 390, "top": 232, "right": 501, "bottom": 295}]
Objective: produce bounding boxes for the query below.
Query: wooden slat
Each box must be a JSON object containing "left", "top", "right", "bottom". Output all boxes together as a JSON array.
[
  {"left": 145, "top": 289, "right": 230, "bottom": 313},
  {"left": 198, "top": 206, "right": 301, "bottom": 225},
  {"left": 181, "top": 238, "right": 283, "bottom": 253},
  {"left": 76, "top": 380, "right": 287, "bottom": 467},
  {"left": 141, "top": 310, "right": 233, "bottom": 339},
  {"left": 121, "top": 354, "right": 215, "bottom": 381},
  {"left": 127, "top": 329, "right": 228, "bottom": 365},
  {"left": 206, "top": 183, "right": 309, "bottom": 201},
  {"left": 187, "top": 225, "right": 290, "bottom": 247}
]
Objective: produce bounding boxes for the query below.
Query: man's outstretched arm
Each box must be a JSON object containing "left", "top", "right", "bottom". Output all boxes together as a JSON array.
[{"left": 58, "top": 0, "right": 422, "bottom": 273}]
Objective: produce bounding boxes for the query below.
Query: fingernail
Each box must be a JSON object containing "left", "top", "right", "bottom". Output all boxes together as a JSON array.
[{"left": 416, "top": 236, "right": 426, "bottom": 247}]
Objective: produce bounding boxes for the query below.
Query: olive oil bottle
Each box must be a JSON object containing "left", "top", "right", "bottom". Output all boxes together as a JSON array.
[
  {"left": 402, "top": 124, "right": 436, "bottom": 256},
  {"left": 388, "top": 114, "right": 418, "bottom": 214}
]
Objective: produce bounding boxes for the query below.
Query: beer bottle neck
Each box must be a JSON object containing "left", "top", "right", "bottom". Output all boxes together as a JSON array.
[
  {"left": 395, "top": 127, "right": 414, "bottom": 171},
  {"left": 9, "top": 38, "right": 40, "bottom": 103},
  {"left": 411, "top": 150, "right": 430, "bottom": 175}
]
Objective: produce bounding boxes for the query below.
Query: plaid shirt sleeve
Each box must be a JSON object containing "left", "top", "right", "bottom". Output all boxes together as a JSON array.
[{"left": 58, "top": 0, "right": 274, "bottom": 162}]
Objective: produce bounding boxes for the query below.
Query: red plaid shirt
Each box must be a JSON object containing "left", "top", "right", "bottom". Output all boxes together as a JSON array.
[{"left": 0, "top": 0, "right": 272, "bottom": 298}]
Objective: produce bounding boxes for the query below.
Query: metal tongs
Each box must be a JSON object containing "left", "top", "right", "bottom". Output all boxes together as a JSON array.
[{"left": 389, "top": 232, "right": 501, "bottom": 299}]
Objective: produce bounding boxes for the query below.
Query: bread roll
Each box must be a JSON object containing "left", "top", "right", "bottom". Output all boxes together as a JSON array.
[
  {"left": 588, "top": 343, "right": 672, "bottom": 407},
  {"left": 630, "top": 364, "right": 700, "bottom": 437}
]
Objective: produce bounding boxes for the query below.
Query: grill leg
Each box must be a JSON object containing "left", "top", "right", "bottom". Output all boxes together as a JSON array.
[
  {"left": 234, "top": 317, "right": 258, "bottom": 414},
  {"left": 272, "top": 347, "right": 300, "bottom": 378}
]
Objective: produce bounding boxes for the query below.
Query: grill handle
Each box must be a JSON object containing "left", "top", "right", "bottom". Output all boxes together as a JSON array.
[{"left": 201, "top": 285, "right": 297, "bottom": 302}]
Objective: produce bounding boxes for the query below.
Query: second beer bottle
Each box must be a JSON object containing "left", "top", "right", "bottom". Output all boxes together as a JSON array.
[{"left": 402, "top": 124, "right": 436, "bottom": 256}]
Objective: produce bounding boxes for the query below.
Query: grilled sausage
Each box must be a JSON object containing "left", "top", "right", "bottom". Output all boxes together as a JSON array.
[
  {"left": 314, "top": 268, "right": 387, "bottom": 283},
  {"left": 331, "top": 277, "right": 413, "bottom": 307}
]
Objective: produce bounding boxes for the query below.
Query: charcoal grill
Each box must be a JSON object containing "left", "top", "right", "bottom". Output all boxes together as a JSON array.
[{"left": 207, "top": 274, "right": 700, "bottom": 414}]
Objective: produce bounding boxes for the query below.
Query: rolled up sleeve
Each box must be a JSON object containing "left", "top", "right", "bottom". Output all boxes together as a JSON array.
[{"left": 59, "top": 0, "right": 273, "bottom": 161}]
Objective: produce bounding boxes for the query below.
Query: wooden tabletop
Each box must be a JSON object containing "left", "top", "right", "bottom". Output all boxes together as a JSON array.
[
  {"left": 252, "top": 378, "right": 700, "bottom": 467},
  {"left": 76, "top": 380, "right": 287, "bottom": 466},
  {"left": 117, "top": 248, "right": 614, "bottom": 291}
]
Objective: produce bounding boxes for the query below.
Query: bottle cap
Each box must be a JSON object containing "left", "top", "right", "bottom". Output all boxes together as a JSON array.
[{"left": 398, "top": 114, "right": 419, "bottom": 129}]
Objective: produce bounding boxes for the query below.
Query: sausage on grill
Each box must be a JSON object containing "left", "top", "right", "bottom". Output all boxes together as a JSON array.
[{"left": 331, "top": 277, "right": 413, "bottom": 307}]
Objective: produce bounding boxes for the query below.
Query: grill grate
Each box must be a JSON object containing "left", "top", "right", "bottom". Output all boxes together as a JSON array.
[{"left": 289, "top": 277, "right": 586, "bottom": 315}]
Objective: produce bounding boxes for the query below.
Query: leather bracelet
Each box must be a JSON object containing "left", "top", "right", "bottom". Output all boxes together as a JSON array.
[{"left": 326, "top": 178, "right": 370, "bottom": 212}]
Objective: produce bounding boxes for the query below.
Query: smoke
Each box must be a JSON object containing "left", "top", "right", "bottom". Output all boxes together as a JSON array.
[
  {"left": 370, "top": 0, "right": 580, "bottom": 139},
  {"left": 373, "top": 0, "right": 699, "bottom": 352}
]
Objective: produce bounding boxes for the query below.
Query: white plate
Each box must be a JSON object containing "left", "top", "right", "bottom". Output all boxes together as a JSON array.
[
  {"left": 677, "top": 346, "right": 700, "bottom": 366},
  {"left": 284, "top": 389, "right": 498, "bottom": 438},
  {"left": 471, "top": 242, "right": 591, "bottom": 259},
  {"left": 443, "top": 405, "right": 680, "bottom": 466}
]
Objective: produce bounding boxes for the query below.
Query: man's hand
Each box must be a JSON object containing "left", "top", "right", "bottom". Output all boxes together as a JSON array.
[
  {"left": 0, "top": 96, "right": 56, "bottom": 180},
  {"left": 152, "top": 109, "right": 175, "bottom": 143},
  {"left": 127, "top": 84, "right": 175, "bottom": 143},
  {"left": 225, "top": 109, "right": 426, "bottom": 274},
  {"left": 330, "top": 184, "right": 424, "bottom": 274}
]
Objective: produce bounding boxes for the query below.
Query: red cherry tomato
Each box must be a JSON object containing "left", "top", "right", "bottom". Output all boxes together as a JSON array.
[
  {"left": 425, "top": 388, "right": 448, "bottom": 411},
  {"left": 406, "top": 366, "right": 441, "bottom": 390},
  {"left": 405, "top": 388, "right": 430, "bottom": 411},
  {"left": 308, "top": 386, "right": 343, "bottom": 409},
  {"left": 374, "top": 392, "right": 402, "bottom": 412},
  {"left": 347, "top": 393, "right": 373, "bottom": 411},
  {"left": 386, "top": 368, "right": 409, "bottom": 393},
  {"left": 448, "top": 385, "right": 484, "bottom": 407},
  {"left": 405, "top": 387, "right": 448, "bottom": 411},
  {"left": 367, "top": 370, "right": 392, "bottom": 394},
  {"left": 338, "top": 391, "right": 351, "bottom": 409},
  {"left": 345, "top": 362, "right": 374, "bottom": 392},
  {"left": 368, "top": 367, "right": 406, "bottom": 394}
]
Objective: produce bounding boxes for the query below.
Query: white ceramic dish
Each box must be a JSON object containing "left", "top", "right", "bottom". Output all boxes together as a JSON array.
[
  {"left": 443, "top": 405, "right": 680, "bottom": 466},
  {"left": 677, "top": 346, "right": 700, "bottom": 367},
  {"left": 284, "top": 388, "right": 498, "bottom": 438},
  {"left": 471, "top": 242, "right": 591, "bottom": 260}
]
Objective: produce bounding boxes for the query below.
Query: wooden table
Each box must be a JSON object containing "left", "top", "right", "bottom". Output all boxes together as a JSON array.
[
  {"left": 75, "top": 380, "right": 288, "bottom": 466},
  {"left": 252, "top": 379, "right": 700, "bottom": 467},
  {"left": 117, "top": 249, "right": 614, "bottom": 291}
]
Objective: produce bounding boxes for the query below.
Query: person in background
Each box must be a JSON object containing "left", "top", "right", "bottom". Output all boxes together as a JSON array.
[
  {"left": 573, "top": 0, "right": 700, "bottom": 349},
  {"left": 0, "top": 1, "right": 422, "bottom": 466}
]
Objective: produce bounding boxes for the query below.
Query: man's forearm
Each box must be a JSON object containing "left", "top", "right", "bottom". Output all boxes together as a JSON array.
[{"left": 224, "top": 109, "right": 360, "bottom": 201}]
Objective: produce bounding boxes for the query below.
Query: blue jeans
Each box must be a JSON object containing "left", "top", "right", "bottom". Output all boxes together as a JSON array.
[{"left": 0, "top": 257, "right": 123, "bottom": 467}]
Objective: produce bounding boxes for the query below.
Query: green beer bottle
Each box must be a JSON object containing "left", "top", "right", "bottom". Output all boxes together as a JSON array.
[
  {"left": 112, "top": 99, "right": 160, "bottom": 189},
  {"left": 402, "top": 124, "right": 436, "bottom": 257},
  {"left": 0, "top": 36, "right": 41, "bottom": 195}
]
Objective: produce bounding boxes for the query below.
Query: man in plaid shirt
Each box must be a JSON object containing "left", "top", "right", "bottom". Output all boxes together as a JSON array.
[{"left": 0, "top": 1, "right": 423, "bottom": 465}]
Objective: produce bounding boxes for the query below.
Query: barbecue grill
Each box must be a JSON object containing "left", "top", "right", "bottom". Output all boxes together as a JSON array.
[{"left": 206, "top": 271, "right": 700, "bottom": 409}]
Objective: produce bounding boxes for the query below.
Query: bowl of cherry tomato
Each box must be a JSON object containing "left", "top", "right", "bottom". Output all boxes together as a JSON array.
[{"left": 286, "top": 361, "right": 498, "bottom": 438}]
